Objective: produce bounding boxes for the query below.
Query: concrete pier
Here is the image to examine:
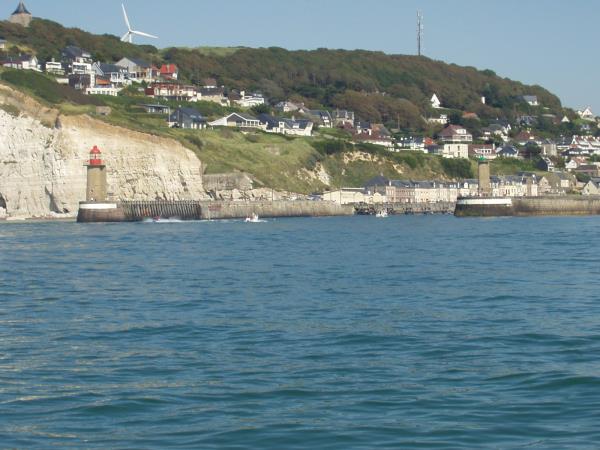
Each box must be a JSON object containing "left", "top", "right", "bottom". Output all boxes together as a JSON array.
[
  {"left": 355, "top": 202, "right": 455, "bottom": 215},
  {"left": 78, "top": 200, "right": 353, "bottom": 222},
  {"left": 455, "top": 195, "right": 600, "bottom": 217},
  {"left": 199, "top": 200, "right": 354, "bottom": 220}
]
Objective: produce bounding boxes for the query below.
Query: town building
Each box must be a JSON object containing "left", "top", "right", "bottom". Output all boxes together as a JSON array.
[
  {"left": 116, "top": 57, "right": 159, "bottom": 82},
  {"left": 469, "top": 144, "right": 496, "bottom": 160}
]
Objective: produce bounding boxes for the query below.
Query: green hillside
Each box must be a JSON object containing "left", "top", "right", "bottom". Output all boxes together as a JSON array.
[{"left": 0, "top": 18, "right": 565, "bottom": 130}]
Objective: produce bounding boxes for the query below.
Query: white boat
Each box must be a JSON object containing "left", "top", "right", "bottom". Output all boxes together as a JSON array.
[
  {"left": 245, "top": 213, "right": 260, "bottom": 223},
  {"left": 375, "top": 210, "right": 389, "bottom": 218}
]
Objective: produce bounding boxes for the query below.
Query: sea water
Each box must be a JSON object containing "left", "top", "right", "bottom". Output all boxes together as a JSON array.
[{"left": 2, "top": 215, "right": 600, "bottom": 448}]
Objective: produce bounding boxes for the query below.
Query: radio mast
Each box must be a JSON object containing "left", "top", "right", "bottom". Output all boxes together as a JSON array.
[{"left": 417, "top": 11, "right": 424, "bottom": 56}]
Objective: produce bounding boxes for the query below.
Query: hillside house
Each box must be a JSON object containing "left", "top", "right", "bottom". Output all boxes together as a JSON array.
[
  {"left": 44, "top": 59, "right": 65, "bottom": 75},
  {"left": 116, "top": 57, "right": 159, "bottom": 82},
  {"left": 146, "top": 83, "right": 197, "bottom": 102},
  {"left": 258, "top": 114, "right": 313, "bottom": 137},
  {"left": 305, "top": 110, "right": 333, "bottom": 128},
  {"left": 275, "top": 101, "right": 303, "bottom": 113},
  {"left": 140, "top": 104, "right": 170, "bottom": 114},
  {"left": 469, "top": 144, "right": 496, "bottom": 160},
  {"left": 582, "top": 178, "right": 600, "bottom": 195},
  {"left": 397, "top": 136, "right": 434, "bottom": 152},
  {"left": 540, "top": 139, "right": 558, "bottom": 157},
  {"left": 431, "top": 94, "right": 442, "bottom": 109},
  {"left": 333, "top": 109, "right": 355, "bottom": 127},
  {"left": 92, "top": 63, "right": 129, "bottom": 86},
  {"left": 198, "top": 87, "right": 228, "bottom": 106},
  {"left": 521, "top": 95, "right": 539, "bottom": 106},
  {"left": 168, "top": 108, "right": 207, "bottom": 129},
  {"left": 353, "top": 132, "right": 393, "bottom": 148},
  {"left": 426, "top": 114, "right": 448, "bottom": 125},
  {"left": 209, "top": 113, "right": 264, "bottom": 129},
  {"left": 514, "top": 130, "right": 540, "bottom": 146},
  {"left": 68, "top": 73, "right": 93, "bottom": 91},
  {"left": 441, "top": 143, "right": 469, "bottom": 159},
  {"left": 438, "top": 124, "right": 473, "bottom": 143},
  {"left": 496, "top": 145, "right": 520, "bottom": 158},
  {"left": 0, "top": 39, "right": 6, "bottom": 50},
  {"left": 2, "top": 54, "right": 39, "bottom": 71},
  {"left": 61, "top": 46, "right": 94, "bottom": 77},
  {"left": 234, "top": 91, "right": 265, "bottom": 108},
  {"left": 578, "top": 107, "right": 595, "bottom": 121},
  {"left": 159, "top": 64, "right": 178, "bottom": 80}
]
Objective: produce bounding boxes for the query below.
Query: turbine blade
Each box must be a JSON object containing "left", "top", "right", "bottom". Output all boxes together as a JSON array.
[
  {"left": 122, "top": 4, "right": 131, "bottom": 30},
  {"left": 132, "top": 30, "right": 158, "bottom": 39}
]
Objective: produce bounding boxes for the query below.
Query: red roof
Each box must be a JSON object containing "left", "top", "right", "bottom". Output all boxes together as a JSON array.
[{"left": 160, "top": 64, "right": 178, "bottom": 75}]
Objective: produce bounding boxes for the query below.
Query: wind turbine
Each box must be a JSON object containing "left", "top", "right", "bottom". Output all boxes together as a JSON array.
[{"left": 120, "top": 4, "right": 158, "bottom": 44}]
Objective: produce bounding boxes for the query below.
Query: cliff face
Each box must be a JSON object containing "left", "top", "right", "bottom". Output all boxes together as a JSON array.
[{"left": 0, "top": 85, "right": 207, "bottom": 219}]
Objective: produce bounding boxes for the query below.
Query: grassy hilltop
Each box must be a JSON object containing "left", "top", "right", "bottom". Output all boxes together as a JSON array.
[{"left": 0, "top": 19, "right": 555, "bottom": 192}]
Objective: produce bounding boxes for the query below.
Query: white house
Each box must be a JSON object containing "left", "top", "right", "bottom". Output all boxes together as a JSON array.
[
  {"left": 209, "top": 113, "right": 264, "bottom": 129},
  {"left": 578, "top": 107, "right": 595, "bottom": 121},
  {"left": 235, "top": 91, "right": 265, "bottom": 108},
  {"left": 438, "top": 124, "right": 473, "bottom": 143},
  {"left": 431, "top": 94, "right": 442, "bottom": 109},
  {"left": 426, "top": 114, "right": 448, "bottom": 125},
  {"left": 259, "top": 115, "right": 313, "bottom": 137},
  {"left": 86, "top": 86, "right": 121, "bottom": 97},
  {"left": 45, "top": 60, "right": 64, "bottom": 75},
  {"left": 116, "top": 57, "right": 158, "bottom": 82},
  {"left": 92, "top": 63, "right": 130, "bottom": 87},
  {"left": 522, "top": 95, "right": 539, "bottom": 106},
  {"left": 442, "top": 143, "right": 469, "bottom": 159},
  {"left": 2, "top": 54, "right": 39, "bottom": 71}
]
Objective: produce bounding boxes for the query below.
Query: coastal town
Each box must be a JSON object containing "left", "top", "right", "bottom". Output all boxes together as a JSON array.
[{"left": 3, "top": 1, "right": 600, "bottom": 215}]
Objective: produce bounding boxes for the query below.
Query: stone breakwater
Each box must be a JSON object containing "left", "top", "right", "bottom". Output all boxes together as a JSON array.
[
  {"left": 77, "top": 200, "right": 353, "bottom": 222},
  {"left": 0, "top": 85, "right": 207, "bottom": 220},
  {"left": 455, "top": 196, "right": 600, "bottom": 217}
]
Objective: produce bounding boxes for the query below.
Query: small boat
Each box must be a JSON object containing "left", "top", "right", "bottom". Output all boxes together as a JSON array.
[
  {"left": 245, "top": 213, "right": 260, "bottom": 223},
  {"left": 375, "top": 210, "right": 389, "bottom": 218}
]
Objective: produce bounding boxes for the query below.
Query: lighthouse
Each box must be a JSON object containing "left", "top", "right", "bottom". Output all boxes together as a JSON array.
[
  {"left": 86, "top": 145, "right": 107, "bottom": 202},
  {"left": 77, "top": 145, "right": 124, "bottom": 222}
]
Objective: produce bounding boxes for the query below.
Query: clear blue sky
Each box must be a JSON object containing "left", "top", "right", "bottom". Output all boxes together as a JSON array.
[{"left": 10, "top": 0, "right": 598, "bottom": 112}]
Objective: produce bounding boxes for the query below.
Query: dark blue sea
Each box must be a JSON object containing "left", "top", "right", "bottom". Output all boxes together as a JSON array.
[{"left": 2, "top": 215, "right": 600, "bottom": 448}]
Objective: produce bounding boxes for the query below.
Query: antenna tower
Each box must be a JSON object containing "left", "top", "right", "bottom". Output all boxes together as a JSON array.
[{"left": 417, "top": 11, "right": 424, "bottom": 56}]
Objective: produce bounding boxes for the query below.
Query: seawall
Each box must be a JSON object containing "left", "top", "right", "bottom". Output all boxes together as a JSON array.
[
  {"left": 455, "top": 196, "right": 600, "bottom": 217},
  {"left": 77, "top": 200, "right": 353, "bottom": 222},
  {"left": 199, "top": 200, "right": 353, "bottom": 220}
]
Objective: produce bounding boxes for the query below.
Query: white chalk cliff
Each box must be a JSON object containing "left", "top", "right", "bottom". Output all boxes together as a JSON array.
[{"left": 0, "top": 85, "right": 207, "bottom": 219}]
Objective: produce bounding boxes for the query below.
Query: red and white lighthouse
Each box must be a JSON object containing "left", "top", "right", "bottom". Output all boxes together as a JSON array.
[{"left": 85, "top": 145, "right": 107, "bottom": 202}]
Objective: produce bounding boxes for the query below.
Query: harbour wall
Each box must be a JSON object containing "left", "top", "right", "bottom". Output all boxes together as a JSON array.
[
  {"left": 455, "top": 196, "right": 600, "bottom": 217},
  {"left": 355, "top": 202, "right": 455, "bottom": 215},
  {"left": 78, "top": 200, "right": 353, "bottom": 222},
  {"left": 199, "top": 200, "right": 353, "bottom": 220}
]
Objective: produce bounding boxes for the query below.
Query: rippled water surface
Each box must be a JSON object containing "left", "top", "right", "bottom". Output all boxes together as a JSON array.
[{"left": 2, "top": 215, "right": 600, "bottom": 448}]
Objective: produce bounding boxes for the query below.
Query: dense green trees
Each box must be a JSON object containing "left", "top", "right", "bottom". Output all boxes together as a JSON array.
[{"left": 0, "top": 18, "right": 565, "bottom": 129}]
